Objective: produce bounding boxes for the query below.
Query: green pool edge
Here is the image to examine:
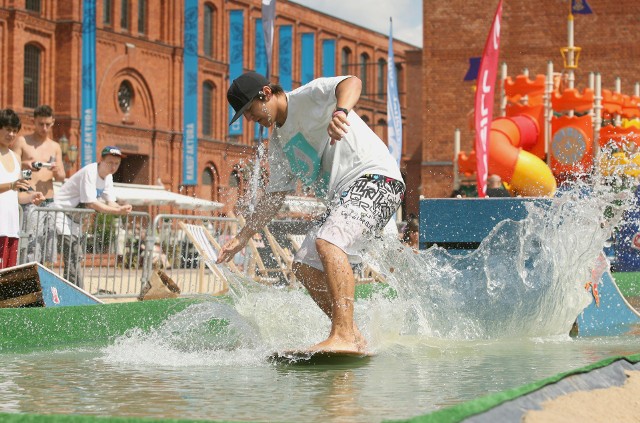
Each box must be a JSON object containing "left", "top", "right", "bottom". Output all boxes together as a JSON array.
[{"left": 386, "top": 353, "right": 640, "bottom": 423}]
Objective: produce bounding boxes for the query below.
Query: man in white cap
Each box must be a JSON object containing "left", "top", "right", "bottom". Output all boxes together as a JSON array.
[
  {"left": 218, "top": 72, "right": 405, "bottom": 354},
  {"left": 53, "top": 146, "right": 132, "bottom": 287}
]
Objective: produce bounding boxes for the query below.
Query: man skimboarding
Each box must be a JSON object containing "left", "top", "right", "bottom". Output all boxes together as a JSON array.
[{"left": 217, "top": 72, "right": 404, "bottom": 355}]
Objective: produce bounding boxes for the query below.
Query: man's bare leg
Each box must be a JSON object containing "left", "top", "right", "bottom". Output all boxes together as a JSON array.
[
  {"left": 301, "top": 239, "right": 362, "bottom": 353},
  {"left": 293, "top": 261, "right": 366, "bottom": 350}
]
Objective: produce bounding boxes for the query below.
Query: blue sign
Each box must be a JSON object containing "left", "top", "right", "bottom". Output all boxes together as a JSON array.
[
  {"left": 229, "top": 10, "right": 244, "bottom": 136},
  {"left": 182, "top": 0, "right": 199, "bottom": 185},
  {"left": 81, "top": 0, "right": 97, "bottom": 166}
]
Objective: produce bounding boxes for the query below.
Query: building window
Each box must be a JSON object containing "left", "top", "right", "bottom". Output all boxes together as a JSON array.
[
  {"left": 121, "top": 0, "right": 130, "bottom": 30},
  {"left": 360, "top": 53, "right": 369, "bottom": 95},
  {"left": 103, "top": 0, "right": 113, "bottom": 25},
  {"left": 25, "top": 0, "right": 41, "bottom": 12},
  {"left": 202, "top": 168, "right": 213, "bottom": 185},
  {"left": 341, "top": 47, "right": 352, "bottom": 76},
  {"left": 118, "top": 80, "right": 134, "bottom": 114},
  {"left": 377, "top": 59, "right": 386, "bottom": 100},
  {"left": 138, "top": 0, "right": 147, "bottom": 34},
  {"left": 202, "top": 82, "right": 214, "bottom": 136},
  {"left": 201, "top": 166, "right": 218, "bottom": 201},
  {"left": 23, "top": 45, "right": 41, "bottom": 109},
  {"left": 204, "top": 4, "right": 215, "bottom": 57}
]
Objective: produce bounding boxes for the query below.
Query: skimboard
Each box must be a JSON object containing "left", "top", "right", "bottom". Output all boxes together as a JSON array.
[{"left": 268, "top": 350, "right": 374, "bottom": 366}]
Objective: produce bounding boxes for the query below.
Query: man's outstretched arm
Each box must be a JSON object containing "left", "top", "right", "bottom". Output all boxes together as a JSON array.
[{"left": 217, "top": 191, "right": 287, "bottom": 263}]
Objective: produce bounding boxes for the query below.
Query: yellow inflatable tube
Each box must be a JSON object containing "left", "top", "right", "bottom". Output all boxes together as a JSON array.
[{"left": 510, "top": 150, "right": 558, "bottom": 196}]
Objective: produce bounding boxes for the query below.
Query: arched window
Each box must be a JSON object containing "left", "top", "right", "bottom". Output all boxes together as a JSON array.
[
  {"left": 361, "top": 115, "right": 370, "bottom": 128},
  {"left": 377, "top": 59, "right": 386, "bottom": 100},
  {"left": 203, "top": 4, "right": 215, "bottom": 57},
  {"left": 23, "top": 44, "right": 41, "bottom": 108},
  {"left": 201, "top": 165, "right": 218, "bottom": 201},
  {"left": 117, "top": 80, "right": 134, "bottom": 114},
  {"left": 202, "top": 81, "right": 214, "bottom": 136},
  {"left": 341, "top": 47, "right": 352, "bottom": 76},
  {"left": 360, "top": 53, "right": 369, "bottom": 95}
]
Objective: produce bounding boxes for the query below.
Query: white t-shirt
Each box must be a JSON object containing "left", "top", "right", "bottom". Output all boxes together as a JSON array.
[
  {"left": 54, "top": 162, "right": 116, "bottom": 209},
  {"left": 0, "top": 150, "right": 21, "bottom": 238},
  {"left": 266, "top": 76, "right": 403, "bottom": 202}
]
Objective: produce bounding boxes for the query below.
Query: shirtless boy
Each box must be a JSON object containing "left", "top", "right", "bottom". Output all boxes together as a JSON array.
[{"left": 11, "top": 105, "right": 66, "bottom": 263}]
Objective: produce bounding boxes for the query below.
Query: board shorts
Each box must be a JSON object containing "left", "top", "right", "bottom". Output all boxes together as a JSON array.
[{"left": 294, "top": 174, "right": 405, "bottom": 271}]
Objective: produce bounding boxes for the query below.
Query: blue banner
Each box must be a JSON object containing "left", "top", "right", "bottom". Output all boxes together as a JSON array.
[
  {"left": 387, "top": 18, "right": 402, "bottom": 166},
  {"left": 229, "top": 10, "right": 244, "bottom": 136},
  {"left": 301, "top": 33, "right": 315, "bottom": 84},
  {"left": 182, "top": 0, "right": 198, "bottom": 185},
  {"left": 279, "top": 25, "right": 292, "bottom": 91},
  {"left": 81, "top": 0, "right": 97, "bottom": 167},
  {"left": 322, "top": 39, "right": 335, "bottom": 77},
  {"left": 254, "top": 19, "right": 267, "bottom": 140}
]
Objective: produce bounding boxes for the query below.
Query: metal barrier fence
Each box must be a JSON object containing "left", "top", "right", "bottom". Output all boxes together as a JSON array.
[
  {"left": 19, "top": 206, "right": 152, "bottom": 298},
  {"left": 17, "top": 207, "right": 241, "bottom": 299},
  {"left": 145, "top": 214, "right": 241, "bottom": 296}
]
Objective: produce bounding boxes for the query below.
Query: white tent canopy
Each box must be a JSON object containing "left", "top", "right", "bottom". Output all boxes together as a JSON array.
[{"left": 53, "top": 182, "right": 223, "bottom": 211}]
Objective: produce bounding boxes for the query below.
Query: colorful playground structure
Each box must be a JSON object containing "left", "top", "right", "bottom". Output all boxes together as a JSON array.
[
  {"left": 455, "top": 6, "right": 640, "bottom": 198},
  {"left": 456, "top": 68, "right": 640, "bottom": 197}
]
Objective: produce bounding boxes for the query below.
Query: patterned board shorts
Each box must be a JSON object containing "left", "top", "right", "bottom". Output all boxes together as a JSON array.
[{"left": 294, "top": 174, "right": 405, "bottom": 271}]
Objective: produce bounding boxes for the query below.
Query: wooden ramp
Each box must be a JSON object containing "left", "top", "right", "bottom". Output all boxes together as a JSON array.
[{"left": 0, "top": 263, "right": 102, "bottom": 308}]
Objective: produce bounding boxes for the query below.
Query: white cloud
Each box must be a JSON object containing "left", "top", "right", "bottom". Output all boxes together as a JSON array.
[{"left": 291, "top": 0, "right": 423, "bottom": 47}]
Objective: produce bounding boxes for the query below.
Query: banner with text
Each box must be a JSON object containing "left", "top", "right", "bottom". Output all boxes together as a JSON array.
[
  {"left": 81, "top": 0, "right": 97, "bottom": 167},
  {"left": 229, "top": 10, "right": 244, "bottom": 136},
  {"left": 182, "top": 0, "right": 199, "bottom": 184}
]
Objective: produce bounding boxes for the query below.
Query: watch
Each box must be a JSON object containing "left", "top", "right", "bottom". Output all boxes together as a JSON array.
[{"left": 334, "top": 107, "right": 349, "bottom": 116}]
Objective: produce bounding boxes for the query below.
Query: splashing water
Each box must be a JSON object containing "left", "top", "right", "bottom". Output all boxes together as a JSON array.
[{"left": 104, "top": 164, "right": 636, "bottom": 366}]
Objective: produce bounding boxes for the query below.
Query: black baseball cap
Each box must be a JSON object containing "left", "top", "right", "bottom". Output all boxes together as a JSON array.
[{"left": 227, "top": 71, "right": 269, "bottom": 125}]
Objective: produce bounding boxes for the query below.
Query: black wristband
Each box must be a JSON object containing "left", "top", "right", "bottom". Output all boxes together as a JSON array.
[{"left": 334, "top": 107, "right": 349, "bottom": 116}]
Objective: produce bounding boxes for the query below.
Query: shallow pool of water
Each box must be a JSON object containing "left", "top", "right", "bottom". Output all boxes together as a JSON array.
[{"left": 1, "top": 333, "right": 640, "bottom": 422}]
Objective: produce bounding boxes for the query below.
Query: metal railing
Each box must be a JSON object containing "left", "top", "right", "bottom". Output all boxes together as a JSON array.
[
  {"left": 19, "top": 205, "right": 151, "bottom": 298},
  {"left": 17, "top": 207, "right": 242, "bottom": 299}
]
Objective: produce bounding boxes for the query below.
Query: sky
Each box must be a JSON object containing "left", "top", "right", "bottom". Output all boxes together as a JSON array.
[{"left": 292, "top": 0, "right": 423, "bottom": 47}]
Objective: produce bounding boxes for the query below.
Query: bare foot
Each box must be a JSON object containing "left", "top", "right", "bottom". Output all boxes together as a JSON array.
[{"left": 307, "top": 334, "right": 364, "bottom": 354}]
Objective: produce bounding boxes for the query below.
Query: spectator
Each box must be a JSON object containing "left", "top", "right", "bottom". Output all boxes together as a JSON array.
[
  {"left": 53, "top": 146, "right": 132, "bottom": 288},
  {"left": 11, "top": 105, "right": 66, "bottom": 264},
  {"left": 485, "top": 174, "right": 511, "bottom": 197},
  {"left": 0, "top": 109, "right": 45, "bottom": 269}
]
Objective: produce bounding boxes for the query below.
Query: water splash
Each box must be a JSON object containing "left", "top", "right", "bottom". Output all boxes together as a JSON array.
[{"left": 104, "top": 166, "right": 636, "bottom": 365}]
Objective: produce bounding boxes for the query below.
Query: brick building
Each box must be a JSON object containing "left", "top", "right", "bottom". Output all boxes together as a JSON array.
[
  {"left": 422, "top": 0, "right": 640, "bottom": 197},
  {"left": 0, "top": 0, "right": 422, "bottom": 216}
]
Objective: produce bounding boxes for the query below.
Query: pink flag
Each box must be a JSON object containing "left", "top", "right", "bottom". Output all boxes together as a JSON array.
[{"left": 474, "top": 0, "right": 503, "bottom": 197}]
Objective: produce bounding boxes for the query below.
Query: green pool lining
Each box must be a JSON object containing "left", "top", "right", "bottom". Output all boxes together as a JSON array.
[
  {"left": 612, "top": 271, "right": 640, "bottom": 297},
  {"left": 387, "top": 353, "right": 640, "bottom": 423},
  {"left": 0, "top": 283, "right": 394, "bottom": 353}
]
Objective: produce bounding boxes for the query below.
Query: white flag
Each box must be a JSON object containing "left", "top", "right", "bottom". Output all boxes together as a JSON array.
[
  {"left": 262, "top": 0, "right": 276, "bottom": 79},
  {"left": 387, "top": 18, "right": 402, "bottom": 166}
]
